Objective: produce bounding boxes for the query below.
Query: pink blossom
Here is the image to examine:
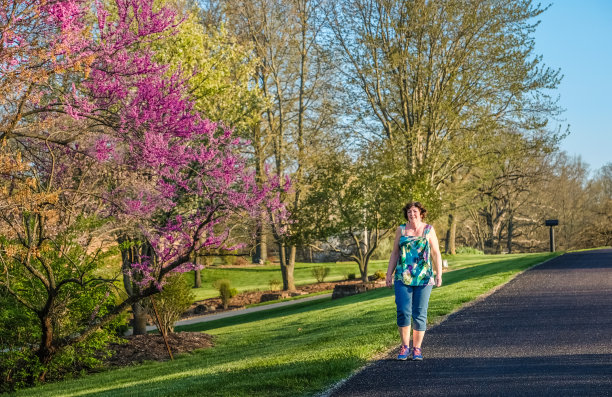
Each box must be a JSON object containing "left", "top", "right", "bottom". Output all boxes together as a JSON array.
[{"left": 6, "top": 0, "right": 289, "bottom": 293}]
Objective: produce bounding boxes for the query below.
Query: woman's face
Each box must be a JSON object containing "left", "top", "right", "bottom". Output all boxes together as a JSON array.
[{"left": 407, "top": 206, "right": 422, "bottom": 223}]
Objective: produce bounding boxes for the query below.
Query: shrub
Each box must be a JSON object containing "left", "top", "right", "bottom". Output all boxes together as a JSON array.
[
  {"left": 312, "top": 267, "right": 330, "bottom": 283},
  {"left": 373, "top": 270, "right": 386, "bottom": 280},
  {"left": 147, "top": 273, "right": 194, "bottom": 334},
  {"left": 0, "top": 291, "right": 40, "bottom": 392},
  {"left": 455, "top": 246, "right": 485, "bottom": 255},
  {"left": 347, "top": 273, "right": 356, "bottom": 280},
  {"left": 221, "top": 255, "right": 236, "bottom": 265},
  {"left": 0, "top": 286, "right": 126, "bottom": 392},
  {"left": 201, "top": 255, "right": 214, "bottom": 267},
  {"left": 269, "top": 279, "right": 281, "bottom": 291},
  {"left": 234, "top": 256, "right": 249, "bottom": 266},
  {"left": 213, "top": 279, "right": 238, "bottom": 309}
]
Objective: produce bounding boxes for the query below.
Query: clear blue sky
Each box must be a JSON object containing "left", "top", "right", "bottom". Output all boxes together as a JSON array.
[{"left": 534, "top": 0, "right": 612, "bottom": 175}]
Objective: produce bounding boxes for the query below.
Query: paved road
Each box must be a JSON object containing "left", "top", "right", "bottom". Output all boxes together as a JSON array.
[{"left": 328, "top": 249, "right": 612, "bottom": 396}]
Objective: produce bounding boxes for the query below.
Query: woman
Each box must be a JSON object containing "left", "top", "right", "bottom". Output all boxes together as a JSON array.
[{"left": 385, "top": 202, "right": 443, "bottom": 361}]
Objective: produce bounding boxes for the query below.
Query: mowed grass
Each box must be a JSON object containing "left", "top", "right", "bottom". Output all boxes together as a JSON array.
[
  {"left": 187, "top": 260, "right": 391, "bottom": 301},
  {"left": 15, "top": 252, "right": 561, "bottom": 397}
]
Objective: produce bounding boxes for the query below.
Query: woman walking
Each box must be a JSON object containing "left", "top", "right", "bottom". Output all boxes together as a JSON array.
[{"left": 385, "top": 202, "right": 443, "bottom": 360}]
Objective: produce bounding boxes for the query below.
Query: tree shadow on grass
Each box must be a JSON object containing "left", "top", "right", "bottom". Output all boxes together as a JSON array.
[{"left": 30, "top": 354, "right": 366, "bottom": 397}]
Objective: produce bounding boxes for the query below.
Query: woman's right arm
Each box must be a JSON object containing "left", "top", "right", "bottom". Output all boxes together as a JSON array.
[{"left": 386, "top": 227, "right": 402, "bottom": 288}]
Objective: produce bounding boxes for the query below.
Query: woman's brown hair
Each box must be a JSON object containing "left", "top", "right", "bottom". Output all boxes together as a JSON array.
[{"left": 403, "top": 201, "right": 427, "bottom": 221}]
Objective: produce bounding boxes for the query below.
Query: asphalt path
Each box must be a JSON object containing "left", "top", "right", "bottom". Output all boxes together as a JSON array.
[{"left": 327, "top": 249, "right": 612, "bottom": 396}]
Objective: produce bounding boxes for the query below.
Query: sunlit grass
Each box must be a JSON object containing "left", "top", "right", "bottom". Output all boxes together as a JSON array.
[
  {"left": 16, "top": 252, "right": 561, "bottom": 397},
  {"left": 568, "top": 246, "right": 611, "bottom": 252},
  {"left": 187, "top": 260, "right": 392, "bottom": 300}
]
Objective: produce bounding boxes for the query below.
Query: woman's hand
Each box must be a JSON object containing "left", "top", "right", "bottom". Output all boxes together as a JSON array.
[
  {"left": 435, "top": 274, "right": 442, "bottom": 287},
  {"left": 385, "top": 272, "right": 394, "bottom": 288}
]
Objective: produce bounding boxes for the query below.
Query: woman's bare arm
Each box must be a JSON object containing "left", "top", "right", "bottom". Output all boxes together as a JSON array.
[
  {"left": 428, "top": 226, "right": 443, "bottom": 287},
  {"left": 386, "top": 227, "right": 402, "bottom": 288}
]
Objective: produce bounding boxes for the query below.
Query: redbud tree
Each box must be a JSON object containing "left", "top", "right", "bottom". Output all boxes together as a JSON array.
[{"left": 0, "top": 0, "right": 286, "bottom": 378}]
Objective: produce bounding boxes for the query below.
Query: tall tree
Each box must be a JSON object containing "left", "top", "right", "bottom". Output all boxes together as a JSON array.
[
  {"left": 219, "top": 0, "right": 339, "bottom": 290},
  {"left": 469, "top": 135, "right": 552, "bottom": 253},
  {"left": 537, "top": 154, "right": 591, "bottom": 250},
  {"left": 125, "top": 0, "right": 267, "bottom": 322},
  {"left": 583, "top": 163, "right": 612, "bottom": 247},
  {"left": 328, "top": 0, "right": 563, "bottom": 254},
  {"left": 330, "top": 0, "right": 561, "bottom": 176},
  {"left": 303, "top": 142, "right": 439, "bottom": 281}
]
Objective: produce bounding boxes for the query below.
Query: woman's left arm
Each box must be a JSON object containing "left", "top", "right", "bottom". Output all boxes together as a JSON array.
[{"left": 429, "top": 226, "right": 443, "bottom": 287}]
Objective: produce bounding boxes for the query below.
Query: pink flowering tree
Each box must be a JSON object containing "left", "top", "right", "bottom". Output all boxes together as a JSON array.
[{"left": 0, "top": 0, "right": 286, "bottom": 380}]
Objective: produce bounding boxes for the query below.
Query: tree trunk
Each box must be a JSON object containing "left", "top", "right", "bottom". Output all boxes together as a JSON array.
[
  {"left": 359, "top": 260, "right": 368, "bottom": 282},
  {"left": 477, "top": 222, "right": 486, "bottom": 253},
  {"left": 507, "top": 212, "right": 514, "bottom": 254},
  {"left": 484, "top": 212, "right": 494, "bottom": 253},
  {"left": 193, "top": 268, "right": 201, "bottom": 288},
  {"left": 36, "top": 314, "right": 54, "bottom": 366},
  {"left": 495, "top": 224, "right": 504, "bottom": 254},
  {"left": 359, "top": 239, "right": 368, "bottom": 282},
  {"left": 252, "top": 133, "right": 268, "bottom": 265},
  {"left": 131, "top": 302, "right": 148, "bottom": 335},
  {"left": 444, "top": 212, "right": 457, "bottom": 254},
  {"left": 444, "top": 227, "right": 450, "bottom": 253},
  {"left": 30, "top": 311, "right": 56, "bottom": 382},
  {"left": 279, "top": 242, "right": 296, "bottom": 291},
  {"left": 288, "top": 245, "right": 296, "bottom": 290},
  {"left": 449, "top": 216, "right": 456, "bottom": 255},
  {"left": 119, "top": 236, "right": 153, "bottom": 335},
  {"left": 252, "top": 225, "right": 267, "bottom": 264}
]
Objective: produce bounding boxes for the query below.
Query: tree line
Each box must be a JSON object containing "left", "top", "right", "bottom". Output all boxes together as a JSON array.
[{"left": 200, "top": 0, "right": 608, "bottom": 275}]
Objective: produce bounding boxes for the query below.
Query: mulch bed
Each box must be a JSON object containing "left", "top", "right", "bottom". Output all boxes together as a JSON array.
[
  {"left": 182, "top": 278, "right": 371, "bottom": 318},
  {"left": 105, "top": 332, "right": 214, "bottom": 367}
]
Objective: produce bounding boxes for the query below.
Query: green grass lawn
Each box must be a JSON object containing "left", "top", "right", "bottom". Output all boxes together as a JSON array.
[
  {"left": 187, "top": 260, "right": 392, "bottom": 301},
  {"left": 16, "top": 252, "right": 561, "bottom": 397}
]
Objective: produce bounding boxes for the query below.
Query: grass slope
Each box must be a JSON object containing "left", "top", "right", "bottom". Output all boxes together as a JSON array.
[{"left": 15, "top": 252, "right": 560, "bottom": 397}]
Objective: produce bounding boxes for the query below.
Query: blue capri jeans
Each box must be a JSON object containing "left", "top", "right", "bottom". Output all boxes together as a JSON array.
[{"left": 394, "top": 281, "right": 433, "bottom": 331}]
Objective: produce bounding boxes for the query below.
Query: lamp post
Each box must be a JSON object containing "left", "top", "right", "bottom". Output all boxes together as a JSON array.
[{"left": 545, "top": 219, "right": 559, "bottom": 252}]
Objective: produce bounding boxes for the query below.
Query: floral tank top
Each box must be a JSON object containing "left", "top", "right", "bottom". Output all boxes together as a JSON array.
[{"left": 394, "top": 224, "right": 434, "bottom": 286}]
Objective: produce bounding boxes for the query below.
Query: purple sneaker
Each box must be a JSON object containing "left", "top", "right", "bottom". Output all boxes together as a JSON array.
[
  {"left": 412, "top": 347, "right": 423, "bottom": 361},
  {"left": 397, "top": 345, "right": 410, "bottom": 360}
]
